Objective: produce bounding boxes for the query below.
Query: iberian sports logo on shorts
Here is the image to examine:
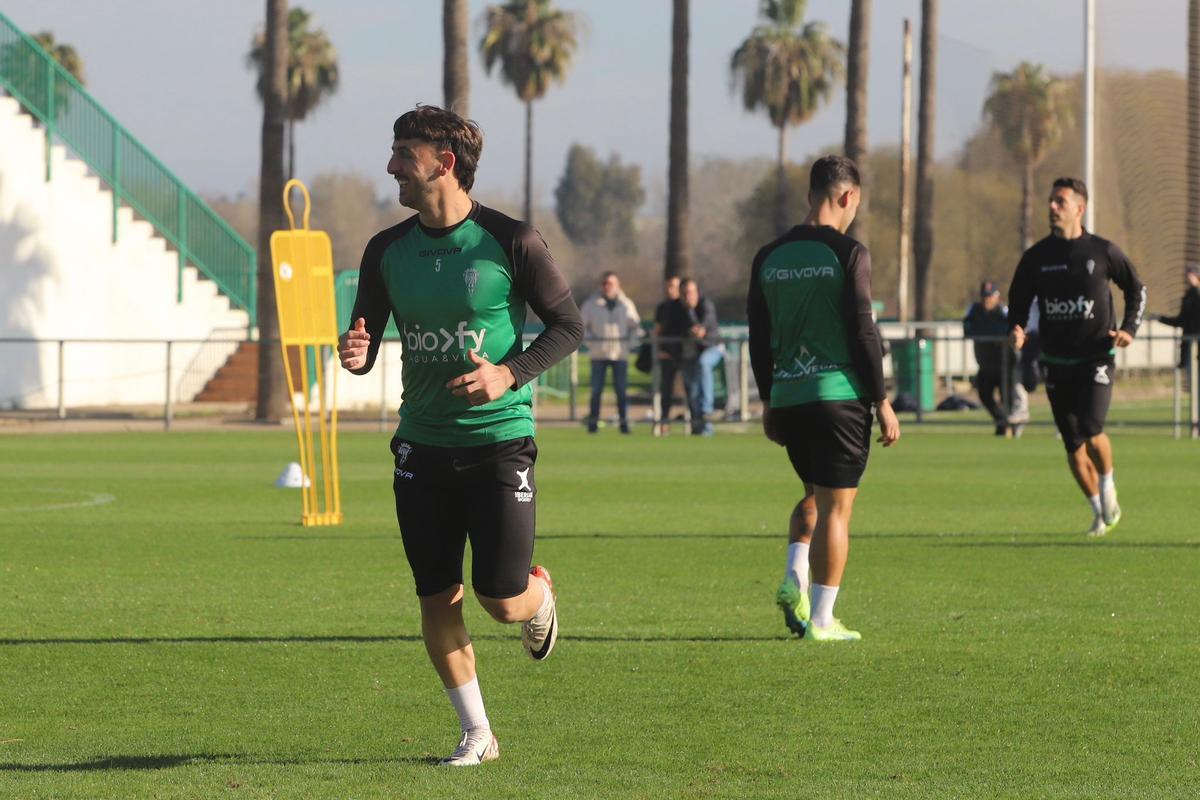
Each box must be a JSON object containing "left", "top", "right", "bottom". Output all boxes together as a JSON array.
[
  {"left": 1094, "top": 364, "right": 1110, "bottom": 385},
  {"left": 513, "top": 468, "right": 533, "bottom": 503},
  {"left": 402, "top": 321, "right": 487, "bottom": 364}
]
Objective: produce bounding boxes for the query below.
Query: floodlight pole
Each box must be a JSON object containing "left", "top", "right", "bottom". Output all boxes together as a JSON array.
[
  {"left": 1084, "top": 0, "right": 1096, "bottom": 231},
  {"left": 898, "top": 19, "right": 913, "bottom": 323}
]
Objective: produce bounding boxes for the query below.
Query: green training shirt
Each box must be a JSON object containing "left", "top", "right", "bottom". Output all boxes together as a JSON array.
[
  {"left": 746, "top": 224, "right": 886, "bottom": 407},
  {"left": 349, "top": 201, "right": 581, "bottom": 447}
]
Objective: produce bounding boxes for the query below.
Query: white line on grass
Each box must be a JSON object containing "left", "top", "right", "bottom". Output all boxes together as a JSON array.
[{"left": 2, "top": 488, "right": 116, "bottom": 513}]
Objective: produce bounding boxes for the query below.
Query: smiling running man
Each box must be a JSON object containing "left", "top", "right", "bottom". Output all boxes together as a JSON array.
[{"left": 337, "top": 105, "right": 582, "bottom": 766}]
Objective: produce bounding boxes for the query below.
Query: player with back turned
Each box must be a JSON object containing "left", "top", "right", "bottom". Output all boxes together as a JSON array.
[
  {"left": 747, "top": 155, "right": 900, "bottom": 643},
  {"left": 337, "top": 106, "right": 582, "bottom": 766},
  {"left": 1008, "top": 177, "right": 1146, "bottom": 537}
]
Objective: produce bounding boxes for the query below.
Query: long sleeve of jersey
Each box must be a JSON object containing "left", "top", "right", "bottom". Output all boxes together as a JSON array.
[
  {"left": 842, "top": 246, "right": 887, "bottom": 403},
  {"left": 1106, "top": 241, "right": 1147, "bottom": 336},
  {"left": 1007, "top": 254, "right": 1035, "bottom": 332},
  {"left": 746, "top": 247, "right": 775, "bottom": 402},
  {"left": 504, "top": 224, "right": 584, "bottom": 388},
  {"left": 347, "top": 224, "right": 407, "bottom": 375}
]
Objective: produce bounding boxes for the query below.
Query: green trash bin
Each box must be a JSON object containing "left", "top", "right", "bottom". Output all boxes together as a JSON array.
[{"left": 892, "top": 338, "right": 935, "bottom": 412}]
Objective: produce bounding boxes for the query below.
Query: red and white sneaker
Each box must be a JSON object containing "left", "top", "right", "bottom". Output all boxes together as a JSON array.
[
  {"left": 521, "top": 566, "right": 558, "bottom": 661},
  {"left": 439, "top": 728, "right": 499, "bottom": 766}
]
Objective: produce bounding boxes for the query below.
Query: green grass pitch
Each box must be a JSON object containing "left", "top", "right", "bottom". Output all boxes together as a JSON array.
[{"left": 1, "top": 418, "right": 1198, "bottom": 798}]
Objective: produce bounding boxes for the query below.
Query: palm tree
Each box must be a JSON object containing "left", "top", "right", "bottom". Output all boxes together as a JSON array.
[
  {"left": 913, "top": 0, "right": 937, "bottom": 324},
  {"left": 665, "top": 0, "right": 691, "bottom": 280},
  {"left": 0, "top": 31, "right": 85, "bottom": 120},
  {"left": 479, "top": 0, "right": 581, "bottom": 224},
  {"left": 256, "top": 0, "right": 289, "bottom": 421},
  {"left": 444, "top": 0, "right": 470, "bottom": 115},
  {"left": 843, "top": 0, "right": 870, "bottom": 245},
  {"left": 31, "top": 32, "right": 84, "bottom": 84},
  {"left": 249, "top": 7, "right": 339, "bottom": 180},
  {"left": 731, "top": 0, "right": 845, "bottom": 234},
  {"left": 983, "top": 62, "right": 1072, "bottom": 250}
]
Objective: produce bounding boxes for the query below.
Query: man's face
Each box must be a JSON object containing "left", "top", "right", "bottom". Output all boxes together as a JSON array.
[
  {"left": 1049, "top": 187, "right": 1084, "bottom": 236},
  {"left": 1186, "top": 270, "right": 1200, "bottom": 289},
  {"left": 683, "top": 281, "right": 699, "bottom": 308},
  {"left": 388, "top": 138, "right": 445, "bottom": 209},
  {"left": 982, "top": 293, "right": 1000, "bottom": 310},
  {"left": 602, "top": 274, "right": 620, "bottom": 299},
  {"left": 839, "top": 186, "right": 861, "bottom": 232},
  {"left": 664, "top": 277, "right": 680, "bottom": 301}
]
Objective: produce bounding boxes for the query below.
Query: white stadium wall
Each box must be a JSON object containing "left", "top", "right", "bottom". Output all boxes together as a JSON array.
[{"left": 0, "top": 95, "right": 249, "bottom": 410}]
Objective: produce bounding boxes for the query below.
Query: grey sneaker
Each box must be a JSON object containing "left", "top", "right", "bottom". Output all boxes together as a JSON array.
[
  {"left": 521, "top": 566, "right": 558, "bottom": 661},
  {"left": 1086, "top": 515, "right": 1108, "bottom": 538}
]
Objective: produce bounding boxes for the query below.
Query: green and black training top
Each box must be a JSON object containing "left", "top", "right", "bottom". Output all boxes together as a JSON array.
[
  {"left": 349, "top": 201, "right": 582, "bottom": 447},
  {"left": 746, "top": 224, "right": 886, "bottom": 408}
]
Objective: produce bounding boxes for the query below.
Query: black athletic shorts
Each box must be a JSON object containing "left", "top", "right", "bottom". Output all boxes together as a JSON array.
[
  {"left": 773, "top": 400, "right": 873, "bottom": 489},
  {"left": 391, "top": 436, "right": 537, "bottom": 598},
  {"left": 1043, "top": 357, "right": 1115, "bottom": 453}
]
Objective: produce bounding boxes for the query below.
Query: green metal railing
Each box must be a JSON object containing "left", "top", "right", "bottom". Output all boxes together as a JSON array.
[{"left": 0, "top": 11, "right": 256, "bottom": 325}]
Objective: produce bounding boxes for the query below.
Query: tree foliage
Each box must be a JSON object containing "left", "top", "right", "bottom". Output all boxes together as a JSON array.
[{"left": 554, "top": 144, "right": 645, "bottom": 253}]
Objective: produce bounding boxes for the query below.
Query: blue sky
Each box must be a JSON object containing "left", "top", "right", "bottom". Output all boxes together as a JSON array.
[{"left": 2, "top": 1, "right": 1186, "bottom": 207}]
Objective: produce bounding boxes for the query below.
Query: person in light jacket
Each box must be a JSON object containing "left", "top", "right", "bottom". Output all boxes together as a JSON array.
[{"left": 580, "top": 271, "right": 642, "bottom": 433}]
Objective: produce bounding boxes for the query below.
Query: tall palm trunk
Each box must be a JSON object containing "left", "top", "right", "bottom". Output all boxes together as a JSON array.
[
  {"left": 913, "top": 0, "right": 937, "bottom": 325},
  {"left": 443, "top": 0, "right": 469, "bottom": 115},
  {"left": 256, "top": 0, "right": 289, "bottom": 420},
  {"left": 844, "top": 0, "right": 871, "bottom": 244},
  {"left": 1188, "top": 0, "right": 1200, "bottom": 271},
  {"left": 287, "top": 117, "right": 295, "bottom": 180},
  {"left": 1020, "top": 159, "right": 1034, "bottom": 251},
  {"left": 776, "top": 123, "right": 788, "bottom": 235},
  {"left": 665, "top": 0, "right": 691, "bottom": 279},
  {"left": 523, "top": 99, "right": 533, "bottom": 223}
]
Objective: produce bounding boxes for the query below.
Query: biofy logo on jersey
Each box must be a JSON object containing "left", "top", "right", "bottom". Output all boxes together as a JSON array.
[
  {"left": 1043, "top": 295, "right": 1096, "bottom": 320},
  {"left": 402, "top": 321, "right": 487, "bottom": 362},
  {"left": 763, "top": 265, "right": 836, "bottom": 282}
]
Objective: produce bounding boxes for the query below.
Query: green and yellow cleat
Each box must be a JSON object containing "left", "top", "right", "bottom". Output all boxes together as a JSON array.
[
  {"left": 807, "top": 618, "right": 861, "bottom": 642},
  {"left": 775, "top": 579, "right": 810, "bottom": 638}
]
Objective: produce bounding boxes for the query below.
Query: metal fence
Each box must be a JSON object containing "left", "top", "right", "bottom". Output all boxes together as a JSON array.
[{"left": 1, "top": 331, "right": 1196, "bottom": 438}]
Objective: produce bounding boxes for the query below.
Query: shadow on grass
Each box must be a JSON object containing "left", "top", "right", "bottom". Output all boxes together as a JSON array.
[
  {"left": 0, "top": 753, "right": 441, "bottom": 772},
  {"left": 934, "top": 540, "right": 1200, "bottom": 549},
  {"left": 0, "top": 632, "right": 785, "bottom": 646},
  {"left": 234, "top": 530, "right": 1090, "bottom": 543}
]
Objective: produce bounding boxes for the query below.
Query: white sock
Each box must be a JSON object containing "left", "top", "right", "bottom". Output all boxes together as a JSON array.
[
  {"left": 785, "top": 542, "right": 810, "bottom": 592},
  {"left": 445, "top": 677, "right": 490, "bottom": 733},
  {"left": 1099, "top": 471, "right": 1115, "bottom": 495},
  {"left": 810, "top": 583, "right": 840, "bottom": 629},
  {"left": 1087, "top": 494, "right": 1102, "bottom": 517}
]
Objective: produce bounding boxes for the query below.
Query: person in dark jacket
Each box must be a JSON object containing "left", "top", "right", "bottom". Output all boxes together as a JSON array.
[
  {"left": 679, "top": 278, "right": 723, "bottom": 436},
  {"left": 1156, "top": 265, "right": 1200, "bottom": 370},
  {"left": 963, "top": 281, "right": 1019, "bottom": 435},
  {"left": 654, "top": 276, "right": 689, "bottom": 435}
]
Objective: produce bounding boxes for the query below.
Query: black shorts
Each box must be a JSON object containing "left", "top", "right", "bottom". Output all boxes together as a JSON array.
[
  {"left": 391, "top": 436, "right": 537, "bottom": 598},
  {"left": 1044, "top": 357, "right": 1115, "bottom": 452},
  {"left": 773, "top": 400, "right": 873, "bottom": 489}
]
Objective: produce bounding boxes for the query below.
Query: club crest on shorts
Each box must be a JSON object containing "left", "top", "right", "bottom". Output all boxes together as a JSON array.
[
  {"left": 394, "top": 442, "right": 414, "bottom": 479},
  {"left": 1086, "top": 259, "right": 1095, "bottom": 275},
  {"left": 464, "top": 267, "right": 480, "bottom": 296},
  {"left": 1094, "top": 364, "right": 1110, "bottom": 385},
  {"left": 514, "top": 467, "right": 533, "bottom": 502}
]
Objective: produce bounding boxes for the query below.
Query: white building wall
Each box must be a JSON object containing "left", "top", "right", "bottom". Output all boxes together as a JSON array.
[{"left": 0, "top": 95, "right": 249, "bottom": 409}]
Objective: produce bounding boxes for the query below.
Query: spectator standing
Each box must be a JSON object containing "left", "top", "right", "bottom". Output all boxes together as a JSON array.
[
  {"left": 679, "top": 278, "right": 723, "bottom": 436},
  {"left": 963, "top": 281, "right": 1022, "bottom": 435},
  {"left": 654, "top": 276, "right": 688, "bottom": 435},
  {"left": 1156, "top": 265, "right": 1200, "bottom": 372},
  {"left": 580, "top": 271, "right": 642, "bottom": 433}
]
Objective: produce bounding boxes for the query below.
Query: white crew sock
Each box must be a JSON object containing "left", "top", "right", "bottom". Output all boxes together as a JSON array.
[
  {"left": 810, "top": 583, "right": 840, "bottom": 629},
  {"left": 785, "top": 542, "right": 810, "bottom": 592},
  {"left": 1087, "top": 494, "right": 1103, "bottom": 517},
  {"left": 1099, "top": 470, "right": 1115, "bottom": 495},
  {"left": 445, "top": 677, "right": 490, "bottom": 733}
]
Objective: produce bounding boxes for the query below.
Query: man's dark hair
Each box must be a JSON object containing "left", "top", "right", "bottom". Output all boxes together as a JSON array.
[
  {"left": 393, "top": 105, "right": 483, "bottom": 192},
  {"left": 600, "top": 270, "right": 618, "bottom": 282},
  {"left": 1052, "top": 176, "right": 1088, "bottom": 203},
  {"left": 809, "top": 155, "right": 861, "bottom": 200}
]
